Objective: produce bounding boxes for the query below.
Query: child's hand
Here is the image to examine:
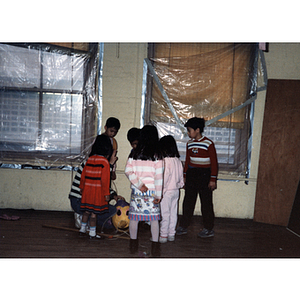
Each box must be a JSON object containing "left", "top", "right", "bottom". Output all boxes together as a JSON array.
[
  {"left": 139, "top": 184, "right": 148, "bottom": 193},
  {"left": 104, "top": 195, "right": 110, "bottom": 202},
  {"left": 111, "top": 171, "right": 116, "bottom": 181},
  {"left": 113, "top": 194, "right": 125, "bottom": 201},
  {"left": 208, "top": 181, "right": 217, "bottom": 191},
  {"left": 153, "top": 198, "right": 161, "bottom": 204},
  {"left": 110, "top": 150, "right": 118, "bottom": 165}
]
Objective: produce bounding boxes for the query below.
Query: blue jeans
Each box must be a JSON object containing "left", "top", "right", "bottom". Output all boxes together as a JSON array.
[{"left": 69, "top": 196, "right": 117, "bottom": 228}]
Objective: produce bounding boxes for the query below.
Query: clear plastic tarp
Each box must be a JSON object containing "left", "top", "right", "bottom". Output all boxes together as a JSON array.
[
  {"left": 0, "top": 43, "right": 101, "bottom": 169},
  {"left": 144, "top": 43, "right": 266, "bottom": 175}
]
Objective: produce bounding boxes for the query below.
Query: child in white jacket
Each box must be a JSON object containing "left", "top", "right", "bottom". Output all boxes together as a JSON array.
[{"left": 159, "top": 135, "right": 184, "bottom": 243}]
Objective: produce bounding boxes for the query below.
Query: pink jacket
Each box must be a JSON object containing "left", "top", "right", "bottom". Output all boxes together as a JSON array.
[{"left": 163, "top": 157, "right": 184, "bottom": 192}]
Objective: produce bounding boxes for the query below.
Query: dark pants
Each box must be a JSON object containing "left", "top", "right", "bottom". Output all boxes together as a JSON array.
[
  {"left": 180, "top": 167, "right": 214, "bottom": 230},
  {"left": 69, "top": 196, "right": 116, "bottom": 228}
]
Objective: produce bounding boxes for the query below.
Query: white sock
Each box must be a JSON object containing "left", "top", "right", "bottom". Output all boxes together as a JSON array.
[
  {"left": 79, "top": 222, "right": 87, "bottom": 233},
  {"left": 89, "top": 226, "right": 96, "bottom": 237}
]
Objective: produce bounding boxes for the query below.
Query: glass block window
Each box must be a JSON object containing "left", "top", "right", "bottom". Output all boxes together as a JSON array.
[{"left": 0, "top": 43, "right": 100, "bottom": 166}]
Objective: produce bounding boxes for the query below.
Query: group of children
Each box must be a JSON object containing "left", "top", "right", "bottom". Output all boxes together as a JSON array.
[{"left": 69, "top": 116, "right": 218, "bottom": 257}]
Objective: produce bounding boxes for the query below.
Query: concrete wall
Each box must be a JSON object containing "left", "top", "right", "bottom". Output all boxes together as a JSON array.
[{"left": 1, "top": 42, "right": 300, "bottom": 219}]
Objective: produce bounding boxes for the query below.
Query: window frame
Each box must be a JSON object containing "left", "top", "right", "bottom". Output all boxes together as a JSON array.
[
  {"left": 0, "top": 43, "right": 100, "bottom": 167},
  {"left": 143, "top": 43, "right": 257, "bottom": 176}
]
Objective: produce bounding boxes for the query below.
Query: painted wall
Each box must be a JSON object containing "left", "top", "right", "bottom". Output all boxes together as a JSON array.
[{"left": 1, "top": 43, "right": 299, "bottom": 220}]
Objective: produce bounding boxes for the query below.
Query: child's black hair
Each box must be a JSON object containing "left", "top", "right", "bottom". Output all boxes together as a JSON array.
[
  {"left": 89, "top": 134, "right": 113, "bottom": 159},
  {"left": 127, "top": 127, "right": 141, "bottom": 143},
  {"left": 184, "top": 117, "right": 205, "bottom": 133},
  {"left": 105, "top": 117, "right": 121, "bottom": 130},
  {"left": 130, "top": 125, "right": 162, "bottom": 161},
  {"left": 159, "top": 135, "right": 180, "bottom": 158}
]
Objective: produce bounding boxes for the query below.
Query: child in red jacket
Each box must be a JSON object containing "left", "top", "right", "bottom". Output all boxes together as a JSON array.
[{"left": 79, "top": 135, "right": 113, "bottom": 239}]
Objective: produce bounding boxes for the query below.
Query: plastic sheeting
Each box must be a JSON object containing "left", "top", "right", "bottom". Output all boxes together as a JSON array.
[
  {"left": 146, "top": 43, "right": 258, "bottom": 129},
  {"left": 143, "top": 43, "right": 266, "bottom": 176},
  {"left": 0, "top": 43, "right": 101, "bottom": 168}
]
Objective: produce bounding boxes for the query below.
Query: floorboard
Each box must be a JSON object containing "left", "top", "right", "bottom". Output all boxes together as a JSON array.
[{"left": 1, "top": 208, "right": 300, "bottom": 258}]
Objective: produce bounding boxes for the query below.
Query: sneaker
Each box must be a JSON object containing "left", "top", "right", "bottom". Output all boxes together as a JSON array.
[
  {"left": 168, "top": 235, "right": 175, "bottom": 242},
  {"left": 74, "top": 213, "right": 82, "bottom": 229},
  {"left": 197, "top": 228, "right": 214, "bottom": 238},
  {"left": 159, "top": 236, "right": 168, "bottom": 243},
  {"left": 79, "top": 227, "right": 87, "bottom": 235},
  {"left": 89, "top": 228, "right": 96, "bottom": 238},
  {"left": 89, "top": 234, "right": 102, "bottom": 240},
  {"left": 176, "top": 226, "right": 188, "bottom": 235}
]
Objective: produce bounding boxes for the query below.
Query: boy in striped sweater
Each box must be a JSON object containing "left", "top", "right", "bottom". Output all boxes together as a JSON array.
[{"left": 176, "top": 117, "right": 218, "bottom": 238}]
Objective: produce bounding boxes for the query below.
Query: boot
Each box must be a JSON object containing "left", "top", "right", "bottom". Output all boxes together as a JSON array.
[
  {"left": 151, "top": 241, "right": 161, "bottom": 257},
  {"left": 129, "top": 238, "right": 138, "bottom": 254}
]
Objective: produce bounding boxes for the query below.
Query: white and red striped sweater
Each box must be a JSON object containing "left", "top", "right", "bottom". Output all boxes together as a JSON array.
[{"left": 184, "top": 136, "right": 218, "bottom": 182}]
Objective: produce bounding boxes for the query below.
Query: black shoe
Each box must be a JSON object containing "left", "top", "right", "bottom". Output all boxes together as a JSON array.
[
  {"left": 176, "top": 226, "right": 188, "bottom": 235},
  {"left": 151, "top": 241, "right": 161, "bottom": 257},
  {"left": 197, "top": 228, "right": 214, "bottom": 238},
  {"left": 129, "top": 239, "right": 138, "bottom": 254}
]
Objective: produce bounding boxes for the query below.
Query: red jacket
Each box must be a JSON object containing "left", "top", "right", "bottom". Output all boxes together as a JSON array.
[{"left": 79, "top": 155, "right": 110, "bottom": 213}]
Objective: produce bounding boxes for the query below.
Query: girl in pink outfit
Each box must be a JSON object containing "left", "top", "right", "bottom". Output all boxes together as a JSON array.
[
  {"left": 125, "top": 125, "right": 163, "bottom": 257},
  {"left": 159, "top": 135, "right": 184, "bottom": 243}
]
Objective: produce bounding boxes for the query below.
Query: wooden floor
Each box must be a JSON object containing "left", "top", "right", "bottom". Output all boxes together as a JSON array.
[{"left": 1, "top": 208, "right": 300, "bottom": 258}]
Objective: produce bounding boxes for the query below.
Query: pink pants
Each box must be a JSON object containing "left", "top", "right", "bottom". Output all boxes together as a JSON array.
[{"left": 160, "top": 189, "right": 180, "bottom": 237}]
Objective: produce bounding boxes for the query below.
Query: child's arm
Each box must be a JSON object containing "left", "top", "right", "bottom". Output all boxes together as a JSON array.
[
  {"left": 101, "top": 159, "right": 111, "bottom": 200},
  {"left": 124, "top": 158, "right": 145, "bottom": 191},
  {"left": 154, "top": 159, "right": 164, "bottom": 201},
  {"left": 110, "top": 150, "right": 118, "bottom": 180},
  {"left": 178, "top": 159, "right": 185, "bottom": 189},
  {"left": 163, "top": 158, "right": 170, "bottom": 188},
  {"left": 79, "top": 164, "right": 87, "bottom": 191},
  {"left": 208, "top": 142, "right": 218, "bottom": 190},
  {"left": 183, "top": 142, "right": 190, "bottom": 179},
  {"left": 110, "top": 149, "right": 118, "bottom": 166},
  {"left": 69, "top": 162, "right": 85, "bottom": 197}
]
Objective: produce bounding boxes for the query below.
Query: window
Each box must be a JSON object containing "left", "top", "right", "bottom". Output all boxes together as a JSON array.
[
  {"left": 144, "top": 43, "right": 258, "bottom": 176},
  {"left": 0, "top": 43, "right": 101, "bottom": 167}
]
